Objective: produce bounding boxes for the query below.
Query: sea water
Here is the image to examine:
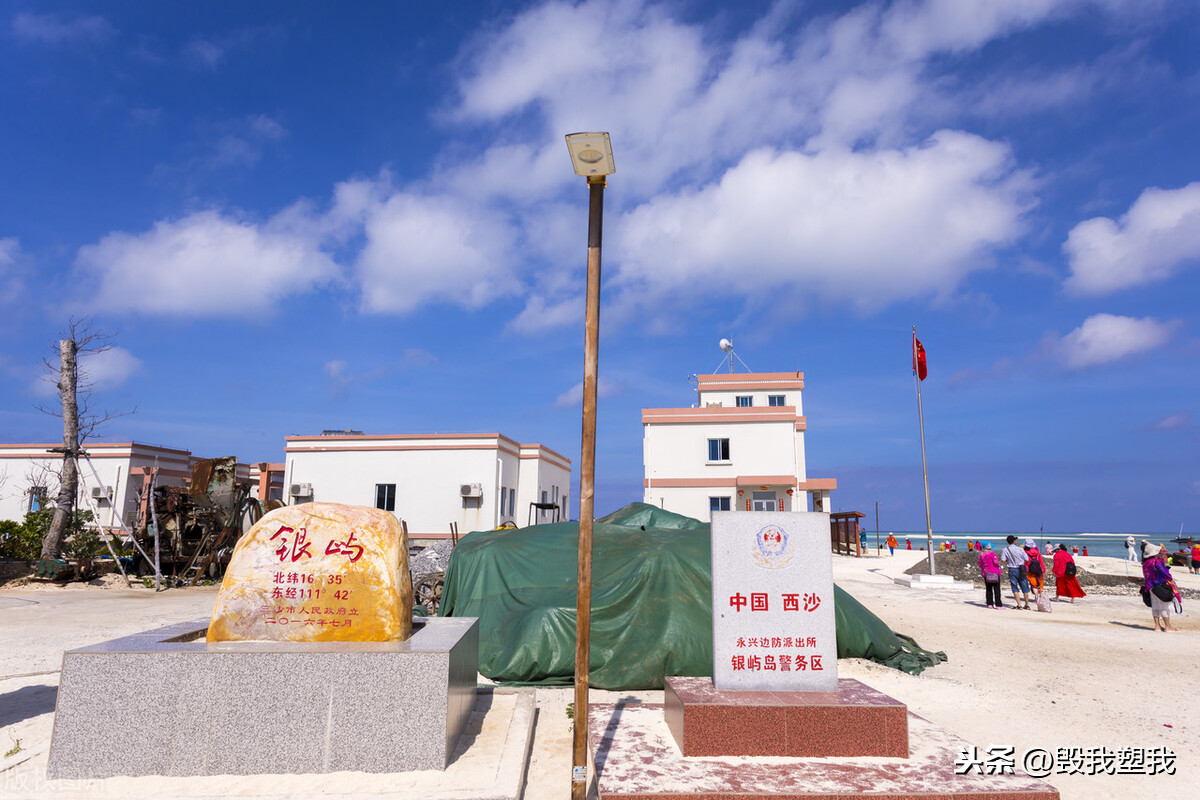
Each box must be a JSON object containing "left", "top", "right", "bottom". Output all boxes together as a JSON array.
[{"left": 867, "top": 531, "right": 1192, "bottom": 560}]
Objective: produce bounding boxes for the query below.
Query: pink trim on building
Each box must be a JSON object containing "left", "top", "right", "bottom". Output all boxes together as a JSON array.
[
  {"left": 641, "top": 407, "right": 801, "bottom": 424},
  {"left": 696, "top": 372, "right": 805, "bottom": 391},
  {"left": 285, "top": 434, "right": 570, "bottom": 467}
]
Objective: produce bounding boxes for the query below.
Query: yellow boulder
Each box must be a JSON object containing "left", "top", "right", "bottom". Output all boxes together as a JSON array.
[{"left": 207, "top": 503, "right": 412, "bottom": 642}]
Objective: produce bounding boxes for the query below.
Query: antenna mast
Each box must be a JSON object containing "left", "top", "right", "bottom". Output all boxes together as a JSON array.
[{"left": 715, "top": 338, "right": 751, "bottom": 373}]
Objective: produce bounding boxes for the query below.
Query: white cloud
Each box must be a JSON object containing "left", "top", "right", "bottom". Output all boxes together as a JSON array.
[
  {"left": 0, "top": 237, "right": 23, "bottom": 303},
  {"left": 181, "top": 27, "right": 279, "bottom": 70},
  {"left": 507, "top": 294, "right": 583, "bottom": 335},
  {"left": 553, "top": 377, "right": 622, "bottom": 408},
  {"left": 31, "top": 346, "right": 142, "bottom": 397},
  {"left": 1063, "top": 182, "right": 1200, "bottom": 294},
  {"left": 356, "top": 193, "right": 521, "bottom": 314},
  {"left": 447, "top": 0, "right": 1135, "bottom": 191},
  {"left": 1050, "top": 313, "right": 1176, "bottom": 369},
  {"left": 151, "top": 114, "right": 288, "bottom": 185},
  {"left": 79, "top": 347, "right": 142, "bottom": 390},
  {"left": 57, "top": 0, "right": 1146, "bottom": 326},
  {"left": 12, "top": 12, "right": 114, "bottom": 44},
  {"left": 1151, "top": 412, "right": 1190, "bottom": 431},
  {"left": 0, "top": 237, "right": 17, "bottom": 266},
  {"left": 611, "top": 131, "right": 1031, "bottom": 313},
  {"left": 73, "top": 209, "right": 338, "bottom": 316},
  {"left": 324, "top": 350, "right": 438, "bottom": 397},
  {"left": 183, "top": 39, "right": 224, "bottom": 69}
]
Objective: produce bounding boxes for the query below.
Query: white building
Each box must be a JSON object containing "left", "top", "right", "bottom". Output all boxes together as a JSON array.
[
  {"left": 0, "top": 442, "right": 284, "bottom": 532},
  {"left": 0, "top": 442, "right": 196, "bottom": 530},
  {"left": 283, "top": 432, "right": 571, "bottom": 539},
  {"left": 642, "top": 371, "right": 836, "bottom": 522}
]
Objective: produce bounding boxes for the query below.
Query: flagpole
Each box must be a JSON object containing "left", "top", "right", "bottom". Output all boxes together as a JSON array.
[{"left": 913, "top": 325, "right": 935, "bottom": 575}]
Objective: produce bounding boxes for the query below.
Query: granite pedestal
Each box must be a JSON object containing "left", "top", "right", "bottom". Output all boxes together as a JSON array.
[
  {"left": 47, "top": 616, "right": 479, "bottom": 778},
  {"left": 664, "top": 676, "right": 908, "bottom": 758}
]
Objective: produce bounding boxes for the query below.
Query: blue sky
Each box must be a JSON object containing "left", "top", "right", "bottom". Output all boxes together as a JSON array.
[{"left": 2, "top": 0, "right": 1199, "bottom": 533}]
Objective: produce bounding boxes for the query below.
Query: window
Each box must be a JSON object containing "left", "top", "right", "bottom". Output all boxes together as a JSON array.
[
  {"left": 375, "top": 483, "right": 396, "bottom": 512},
  {"left": 709, "top": 496, "right": 731, "bottom": 514},
  {"left": 768, "top": 395, "right": 785, "bottom": 406},
  {"left": 499, "top": 488, "right": 507, "bottom": 516},
  {"left": 28, "top": 486, "right": 48, "bottom": 513},
  {"left": 509, "top": 488, "right": 515, "bottom": 517},
  {"left": 736, "top": 395, "right": 752, "bottom": 407},
  {"left": 752, "top": 490, "right": 775, "bottom": 512},
  {"left": 707, "top": 438, "right": 730, "bottom": 462}
]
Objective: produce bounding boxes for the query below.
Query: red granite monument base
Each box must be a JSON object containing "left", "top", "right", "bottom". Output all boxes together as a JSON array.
[
  {"left": 589, "top": 701, "right": 1060, "bottom": 800},
  {"left": 665, "top": 676, "right": 909, "bottom": 758}
]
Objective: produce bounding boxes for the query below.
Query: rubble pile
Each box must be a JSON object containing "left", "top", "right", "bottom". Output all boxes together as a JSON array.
[{"left": 409, "top": 539, "right": 455, "bottom": 579}]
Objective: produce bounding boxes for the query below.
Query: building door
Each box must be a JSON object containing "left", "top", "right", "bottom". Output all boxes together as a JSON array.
[{"left": 751, "top": 491, "right": 776, "bottom": 512}]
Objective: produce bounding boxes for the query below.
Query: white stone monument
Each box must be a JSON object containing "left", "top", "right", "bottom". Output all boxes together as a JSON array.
[{"left": 710, "top": 510, "right": 837, "bottom": 691}]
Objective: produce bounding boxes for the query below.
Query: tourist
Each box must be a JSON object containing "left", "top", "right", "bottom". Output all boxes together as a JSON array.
[
  {"left": 1125, "top": 536, "right": 1140, "bottom": 564},
  {"left": 1053, "top": 544, "right": 1085, "bottom": 603},
  {"left": 1023, "top": 538, "right": 1045, "bottom": 595},
  {"left": 1190, "top": 541, "right": 1199, "bottom": 575},
  {"left": 1000, "top": 535, "right": 1032, "bottom": 610},
  {"left": 1045, "top": 542, "right": 1054, "bottom": 557},
  {"left": 1082, "top": 546, "right": 1089, "bottom": 556},
  {"left": 978, "top": 542, "right": 1003, "bottom": 609},
  {"left": 906, "top": 538, "right": 911, "bottom": 550},
  {"left": 1072, "top": 546, "right": 1078, "bottom": 554},
  {"left": 886, "top": 533, "right": 898, "bottom": 556},
  {"left": 1142, "top": 542, "right": 1180, "bottom": 632}
]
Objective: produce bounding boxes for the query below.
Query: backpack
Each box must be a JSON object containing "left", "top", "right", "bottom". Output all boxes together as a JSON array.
[
  {"left": 1064, "top": 561, "right": 1077, "bottom": 577},
  {"left": 1028, "top": 555, "right": 1044, "bottom": 577}
]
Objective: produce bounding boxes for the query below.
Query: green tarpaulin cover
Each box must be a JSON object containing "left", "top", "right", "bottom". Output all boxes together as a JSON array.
[{"left": 438, "top": 503, "right": 945, "bottom": 689}]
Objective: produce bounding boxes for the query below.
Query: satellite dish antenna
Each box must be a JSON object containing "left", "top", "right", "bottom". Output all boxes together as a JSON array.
[{"left": 714, "top": 338, "right": 751, "bottom": 373}]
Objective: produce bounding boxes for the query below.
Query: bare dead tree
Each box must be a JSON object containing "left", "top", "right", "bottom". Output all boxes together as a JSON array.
[{"left": 37, "top": 319, "right": 135, "bottom": 560}]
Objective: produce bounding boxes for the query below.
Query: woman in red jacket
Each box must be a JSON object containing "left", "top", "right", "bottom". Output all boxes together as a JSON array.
[{"left": 1052, "top": 544, "right": 1086, "bottom": 603}]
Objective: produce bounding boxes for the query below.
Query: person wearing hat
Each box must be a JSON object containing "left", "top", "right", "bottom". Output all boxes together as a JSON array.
[
  {"left": 1000, "top": 535, "right": 1032, "bottom": 610},
  {"left": 1052, "top": 544, "right": 1086, "bottom": 603},
  {"left": 1190, "top": 540, "right": 1199, "bottom": 575},
  {"left": 1124, "top": 536, "right": 1140, "bottom": 564},
  {"left": 1023, "top": 538, "right": 1046, "bottom": 595},
  {"left": 977, "top": 542, "right": 1003, "bottom": 609},
  {"left": 1142, "top": 542, "right": 1180, "bottom": 632}
]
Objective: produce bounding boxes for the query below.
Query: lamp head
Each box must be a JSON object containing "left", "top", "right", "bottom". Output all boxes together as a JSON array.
[{"left": 565, "top": 132, "right": 615, "bottom": 178}]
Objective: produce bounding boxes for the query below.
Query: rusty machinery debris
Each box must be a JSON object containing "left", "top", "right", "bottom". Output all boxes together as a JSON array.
[{"left": 132, "top": 456, "right": 271, "bottom": 585}]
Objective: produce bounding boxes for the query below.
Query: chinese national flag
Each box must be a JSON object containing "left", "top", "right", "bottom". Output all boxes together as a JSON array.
[{"left": 912, "top": 334, "right": 927, "bottom": 381}]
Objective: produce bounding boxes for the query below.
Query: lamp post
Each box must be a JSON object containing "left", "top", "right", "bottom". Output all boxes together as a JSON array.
[{"left": 564, "top": 131, "right": 615, "bottom": 800}]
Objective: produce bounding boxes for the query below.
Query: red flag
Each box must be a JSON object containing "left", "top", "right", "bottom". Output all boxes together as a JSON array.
[{"left": 912, "top": 333, "right": 927, "bottom": 381}]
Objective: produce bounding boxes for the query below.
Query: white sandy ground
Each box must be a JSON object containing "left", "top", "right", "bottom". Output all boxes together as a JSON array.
[{"left": 1, "top": 552, "right": 1197, "bottom": 800}]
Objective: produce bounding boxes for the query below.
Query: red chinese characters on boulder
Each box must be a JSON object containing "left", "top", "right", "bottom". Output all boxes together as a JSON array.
[
  {"left": 270, "top": 525, "right": 313, "bottom": 563},
  {"left": 207, "top": 502, "right": 412, "bottom": 643},
  {"left": 325, "top": 532, "right": 364, "bottom": 563}
]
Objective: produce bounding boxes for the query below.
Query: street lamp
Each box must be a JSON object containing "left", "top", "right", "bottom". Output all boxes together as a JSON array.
[{"left": 565, "top": 131, "right": 614, "bottom": 800}]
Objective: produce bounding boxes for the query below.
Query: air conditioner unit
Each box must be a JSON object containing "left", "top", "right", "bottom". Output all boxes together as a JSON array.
[
  {"left": 459, "top": 483, "right": 483, "bottom": 498},
  {"left": 289, "top": 482, "right": 313, "bottom": 497},
  {"left": 90, "top": 486, "right": 112, "bottom": 500}
]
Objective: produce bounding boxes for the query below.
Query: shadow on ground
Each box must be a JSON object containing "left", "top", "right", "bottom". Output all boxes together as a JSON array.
[{"left": 0, "top": 683, "right": 57, "bottom": 727}]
